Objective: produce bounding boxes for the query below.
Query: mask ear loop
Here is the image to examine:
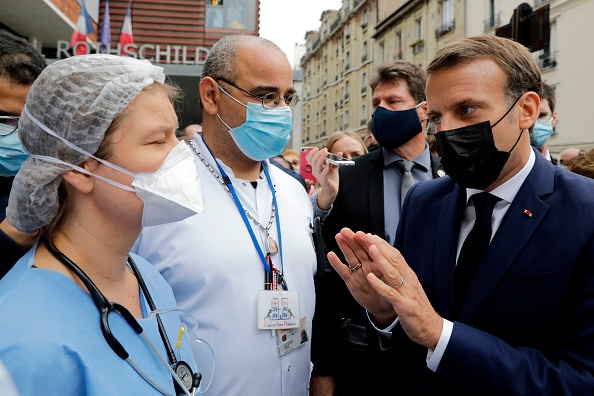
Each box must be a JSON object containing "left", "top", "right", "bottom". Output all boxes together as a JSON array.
[
  {"left": 490, "top": 94, "right": 524, "bottom": 129},
  {"left": 489, "top": 94, "right": 526, "bottom": 155}
]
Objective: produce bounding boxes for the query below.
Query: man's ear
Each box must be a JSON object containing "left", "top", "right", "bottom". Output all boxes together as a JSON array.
[
  {"left": 519, "top": 91, "right": 540, "bottom": 130},
  {"left": 417, "top": 101, "right": 428, "bottom": 121},
  {"left": 199, "top": 77, "right": 220, "bottom": 116},
  {"left": 60, "top": 159, "right": 96, "bottom": 194}
]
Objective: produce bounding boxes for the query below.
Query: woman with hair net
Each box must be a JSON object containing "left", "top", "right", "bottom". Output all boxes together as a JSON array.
[{"left": 0, "top": 55, "right": 210, "bottom": 396}]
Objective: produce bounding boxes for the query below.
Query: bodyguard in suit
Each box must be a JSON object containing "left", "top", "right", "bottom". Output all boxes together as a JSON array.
[
  {"left": 328, "top": 35, "right": 594, "bottom": 394},
  {"left": 310, "top": 61, "right": 444, "bottom": 396}
]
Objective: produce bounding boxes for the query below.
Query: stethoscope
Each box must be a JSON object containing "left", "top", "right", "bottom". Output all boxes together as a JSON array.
[{"left": 44, "top": 238, "right": 202, "bottom": 395}]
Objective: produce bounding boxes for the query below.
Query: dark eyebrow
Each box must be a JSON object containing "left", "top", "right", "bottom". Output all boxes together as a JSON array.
[
  {"left": 250, "top": 84, "right": 296, "bottom": 97},
  {"left": 0, "top": 111, "right": 19, "bottom": 117}
]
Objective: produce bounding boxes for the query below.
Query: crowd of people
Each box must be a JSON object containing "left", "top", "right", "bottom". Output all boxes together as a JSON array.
[{"left": 1, "top": 28, "right": 594, "bottom": 396}]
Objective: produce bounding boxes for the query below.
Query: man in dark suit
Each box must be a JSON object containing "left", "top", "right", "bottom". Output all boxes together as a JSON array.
[
  {"left": 329, "top": 35, "right": 594, "bottom": 394},
  {"left": 310, "top": 61, "right": 444, "bottom": 396}
]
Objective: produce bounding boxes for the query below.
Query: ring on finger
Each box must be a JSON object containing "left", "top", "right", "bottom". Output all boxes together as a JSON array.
[
  {"left": 349, "top": 262, "right": 362, "bottom": 273},
  {"left": 389, "top": 276, "right": 405, "bottom": 289}
]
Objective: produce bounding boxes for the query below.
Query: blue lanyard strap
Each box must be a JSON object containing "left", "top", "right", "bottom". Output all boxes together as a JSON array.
[{"left": 202, "top": 142, "right": 287, "bottom": 290}]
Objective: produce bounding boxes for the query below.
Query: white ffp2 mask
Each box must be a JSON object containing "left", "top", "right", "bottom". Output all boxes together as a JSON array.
[{"left": 24, "top": 108, "right": 205, "bottom": 228}]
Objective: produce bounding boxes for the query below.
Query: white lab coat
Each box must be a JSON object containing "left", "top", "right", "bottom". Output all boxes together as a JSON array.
[{"left": 134, "top": 134, "right": 317, "bottom": 396}]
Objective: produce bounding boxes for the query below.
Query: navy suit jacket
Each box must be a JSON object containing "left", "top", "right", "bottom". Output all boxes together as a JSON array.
[
  {"left": 388, "top": 149, "right": 594, "bottom": 394},
  {"left": 311, "top": 148, "right": 443, "bottom": 391}
]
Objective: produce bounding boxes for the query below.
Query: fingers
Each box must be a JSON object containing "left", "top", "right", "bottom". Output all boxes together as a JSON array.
[
  {"left": 327, "top": 251, "right": 352, "bottom": 281},
  {"left": 368, "top": 244, "right": 405, "bottom": 288},
  {"left": 336, "top": 229, "right": 373, "bottom": 267}
]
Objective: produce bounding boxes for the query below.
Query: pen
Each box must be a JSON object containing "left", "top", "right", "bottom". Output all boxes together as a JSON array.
[{"left": 265, "top": 256, "right": 272, "bottom": 290}]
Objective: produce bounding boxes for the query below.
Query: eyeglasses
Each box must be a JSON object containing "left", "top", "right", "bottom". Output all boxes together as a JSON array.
[
  {"left": 216, "top": 78, "right": 299, "bottom": 110},
  {"left": 538, "top": 112, "right": 553, "bottom": 122},
  {"left": 0, "top": 116, "right": 19, "bottom": 135}
]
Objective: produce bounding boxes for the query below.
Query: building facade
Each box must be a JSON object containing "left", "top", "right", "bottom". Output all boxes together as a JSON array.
[
  {"left": 301, "top": 0, "right": 594, "bottom": 153},
  {"left": 300, "top": 0, "right": 375, "bottom": 147},
  {"left": 0, "top": 0, "right": 260, "bottom": 129}
]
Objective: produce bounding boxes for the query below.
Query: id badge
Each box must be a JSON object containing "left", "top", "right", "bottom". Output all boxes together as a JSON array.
[
  {"left": 257, "top": 290, "right": 300, "bottom": 329},
  {"left": 277, "top": 316, "right": 308, "bottom": 357}
]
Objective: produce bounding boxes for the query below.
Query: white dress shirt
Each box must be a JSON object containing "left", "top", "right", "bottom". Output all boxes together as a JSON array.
[{"left": 133, "top": 134, "right": 317, "bottom": 396}]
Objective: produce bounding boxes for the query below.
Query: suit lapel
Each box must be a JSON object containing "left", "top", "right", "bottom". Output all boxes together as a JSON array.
[
  {"left": 430, "top": 153, "right": 445, "bottom": 179},
  {"left": 369, "top": 150, "right": 386, "bottom": 237},
  {"left": 460, "top": 151, "right": 555, "bottom": 320}
]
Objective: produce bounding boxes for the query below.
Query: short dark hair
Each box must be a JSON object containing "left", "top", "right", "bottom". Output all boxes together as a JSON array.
[
  {"left": 542, "top": 83, "right": 556, "bottom": 112},
  {"left": 427, "top": 35, "right": 542, "bottom": 106},
  {"left": 370, "top": 61, "right": 427, "bottom": 104},
  {"left": 0, "top": 30, "right": 46, "bottom": 85}
]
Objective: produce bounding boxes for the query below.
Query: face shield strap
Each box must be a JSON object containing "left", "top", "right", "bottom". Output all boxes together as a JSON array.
[{"left": 23, "top": 106, "right": 138, "bottom": 180}]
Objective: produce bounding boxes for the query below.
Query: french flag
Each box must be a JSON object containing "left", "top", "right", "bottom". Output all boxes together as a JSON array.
[
  {"left": 70, "top": 0, "right": 95, "bottom": 55},
  {"left": 120, "top": 3, "right": 134, "bottom": 56}
]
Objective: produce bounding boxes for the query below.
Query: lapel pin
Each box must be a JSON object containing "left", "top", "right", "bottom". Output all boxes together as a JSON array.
[{"left": 523, "top": 209, "right": 533, "bottom": 217}]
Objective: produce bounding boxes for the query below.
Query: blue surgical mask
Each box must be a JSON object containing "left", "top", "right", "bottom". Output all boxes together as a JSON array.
[
  {"left": 530, "top": 119, "right": 554, "bottom": 148},
  {"left": 371, "top": 103, "right": 424, "bottom": 150},
  {"left": 217, "top": 87, "right": 293, "bottom": 161},
  {"left": 0, "top": 125, "right": 29, "bottom": 176}
]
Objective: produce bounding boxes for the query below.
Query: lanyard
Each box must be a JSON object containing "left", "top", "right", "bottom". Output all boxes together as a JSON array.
[{"left": 202, "top": 142, "right": 287, "bottom": 290}]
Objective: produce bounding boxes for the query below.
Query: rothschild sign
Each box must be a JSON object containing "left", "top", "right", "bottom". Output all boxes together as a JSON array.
[{"left": 57, "top": 40, "right": 210, "bottom": 64}]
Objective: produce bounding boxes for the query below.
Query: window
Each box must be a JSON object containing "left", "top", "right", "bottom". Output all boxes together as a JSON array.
[
  {"left": 345, "top": 51, "right": 350, "bottom": 70},
  {"left": 379, "top": 41, "right": 385, "bottom": 63},
  {"left": 345, "top": 80, "right": 350, "bottom": 101},
  {"left": 323, "top": 119, "right": 327, "bottom": 134},
  {"left": 362, "top": 9, "right": 368, "bottom": 29},
  {"left": 360, "top": 104, "right": 367, "bottom": 126},
  {"left": 440, "top": 0, "right": 454, "bottom": 27},
  {"left": 436, "top": 0, "right": 455, "bottom": 38},
  {"left": 345, "top": 24, "right": 351, "bottom": 41},
  {"left": 416, "top": 18, "right": 423, "bottom": 40},
  {"left": 343, "top": 110, "right": 349, "bottom": 129},
  {"left": 361, "top": 72, "right": 367, "bottom": 95},
  {"left": 396, "top": 31, "right": 403, "bottom": 59},
  {"left": 484, "top": 0, "right": 500, "bottom": 31},
  {"left": 362, "top": 41, "right": 368, "bottom": 62}
]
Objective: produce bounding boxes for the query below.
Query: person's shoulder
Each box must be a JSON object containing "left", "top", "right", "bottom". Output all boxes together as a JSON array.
[
  {"left": 552, "top": 166, "right": 594, "bottom": 199},
  {"left": 339, "top": 150, "right": 381, "bottom": 178}
]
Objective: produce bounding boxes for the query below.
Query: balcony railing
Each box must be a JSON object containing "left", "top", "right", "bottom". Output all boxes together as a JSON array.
[
  {"left": 344, "top": 93, "right": 350, "bottom": 101},
  {"left": 435, "top": 20, "right": 455, "bottom": 39},
  {"left": 344, "top": 63, "right": 350, "bottom": 71},
  {"left": 360, "top": 119, "right": 366, "bottom": 126},
  {"left": 483, "top": 12, "right": 501, "bottom": 31},
  {"left": 411, "top": 40, "right": 424, "bottom": 55},
  {"left": 361, "top": 87, "right": 367, "bottom": 94},
  {"left": 361, "top": 54, "right": 367, "bottom": 63},
  {"left": 537, "top": 51, "right": 557, "bottom": 70}
]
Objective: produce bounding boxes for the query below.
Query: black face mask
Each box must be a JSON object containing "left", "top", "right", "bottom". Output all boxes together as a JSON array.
[
  {"left": 435, "top": 97, "right": 523, "bottom": 190},
  {"left": 371, "top": 104, "right": 423, "bottom": 150}
]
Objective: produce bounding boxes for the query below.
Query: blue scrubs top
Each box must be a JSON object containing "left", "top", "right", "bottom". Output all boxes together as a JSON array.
[{"left": 0, "top": 247, "right": 196, "bottom": 396}]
